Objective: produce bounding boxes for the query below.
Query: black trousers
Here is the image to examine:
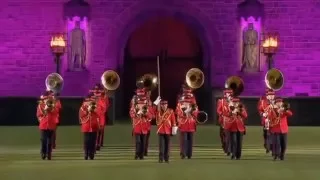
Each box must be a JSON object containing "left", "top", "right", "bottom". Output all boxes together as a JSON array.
[
  {"left": 230, "top": 131, "right": 243, "bottom": 159},
  {"left": 158, "top": 134, "right": 170, "bottom": 161},
  {"left": 224, "top": 130, "right": 231, "bottom": 154},
  {"left": 84, "top": 132, "right": 97, "bottom": 157},
  {"left": 40, "top": 130, "right": 54, "bottom": 156},
  {"left": 219, "top": 126, "right": 226, "bottom": 152},
  {"left": 263, "top": 129, "right": 272, "bottom": 151},
  {"left": 272, "top": 133, "right": 287, "bottom": 157},
  {"left": 134, "top": 133, "right": 146, "bottom": 158},
  {"left": 144, "top": 130, "right": 150, "bottom": 155},
  {"left": 181, "top": 132, "right": 193, "bottom": 158}
]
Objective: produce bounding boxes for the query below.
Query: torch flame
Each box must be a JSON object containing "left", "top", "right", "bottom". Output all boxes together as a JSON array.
[
  {"left": 262, "top": 37, "right": 278, "bottom": 48},
  {"left": 50, "top": 36, "right": 66, "bottom": 47}
]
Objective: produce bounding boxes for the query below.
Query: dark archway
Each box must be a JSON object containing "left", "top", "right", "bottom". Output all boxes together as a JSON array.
[{"left": 122, "top": 17, "right": 205, "bottom": 116}]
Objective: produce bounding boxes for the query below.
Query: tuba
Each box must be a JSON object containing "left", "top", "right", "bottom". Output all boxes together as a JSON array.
[
  {"left": 45, "top": 73, "right": 64, "bottom": 94},
  {"left": 185, "top": 68, "right": 204, "bottom": 89},
  {"left": 101, "top": 70, "right": 120, "bottom": 91},
  {"left": 136, "top": 73, "right": 158, "bottom": 91},
  {"left": 265, "top": 68, "right": 284, "bottom": 91},
  {"left": 225, "top": 76, "right": 244, "bottom": 97}
]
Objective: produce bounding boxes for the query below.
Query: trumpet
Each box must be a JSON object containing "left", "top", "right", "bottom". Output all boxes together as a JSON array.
[{"left": 87, "top": 101, "right": 97, "bottom": 112}]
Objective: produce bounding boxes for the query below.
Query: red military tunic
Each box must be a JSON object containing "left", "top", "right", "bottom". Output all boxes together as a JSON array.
[
  {"left": 258, "top": 96, "right": 269, "bottom": 126},
  {"left": 55, "top": 100, "right": 62, "bottom": 124},
  {"left": 146, "top": 99, "right": 155, "bottom": 132},
  {"left": 177, "top": 108, "right": 199, "bottom": 132},
  {"left": 97, "top": 96, "right": 110, "bottom": 127},
  {"left": 270, "top": 110, "right": 293, "bottom": 134},
  {"left": 79, "top": 104, "right": 100, "bottom": 132},
  {"left": 228, "top": 108, "right": 248, "bottom": 132},
  {"left": 156, "top": 108, "right": 176, "bottom": 134},
  {"left": 130, "top": 110, "right": 152, "bottom": 134},
  {"left": 217, "top": 98, "right": 229, "bottom": 125},
  {"left": 37, "top": 103, "right": 59, "bottom": 130}
]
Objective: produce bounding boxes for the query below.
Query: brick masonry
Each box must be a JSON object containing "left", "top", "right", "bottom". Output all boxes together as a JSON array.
[{"left": 0, "top": 0, "right": 319, "bottom": 97}]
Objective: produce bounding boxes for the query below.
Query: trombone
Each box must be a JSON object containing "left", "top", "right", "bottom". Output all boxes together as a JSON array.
[{"left": 184, "top": 68, "right": 208, "bottom": 124}]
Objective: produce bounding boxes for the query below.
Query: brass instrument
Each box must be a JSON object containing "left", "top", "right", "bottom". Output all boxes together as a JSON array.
[
  {"left": 136, "top": 73, "right": 158, "bottom": 91},
  {"left": 225, "top": 76, "right": 244, "bottom": 97},
  {"left": 88, "top": 101, "right": 97, "bottom": 112},
  {"left": 135, "top": 105, "right": 148, "bottom": 116},
  {"left": 185, "top": 68, "right": 204, "bottom": 89},
  {"left": 45, "top": 73, "right": 64, "bottom": 94},
  {"left": 184, "top": 68, "right": 208, "bottom": 124},
  {"left": 265, "top": 68, "right": 284, "bottom": 91},
  {"left": 101, "top": 70, "right": 120, "bottom": 91}
]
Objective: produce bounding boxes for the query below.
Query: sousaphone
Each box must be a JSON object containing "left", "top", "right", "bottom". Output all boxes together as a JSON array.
[
  {"left": 45, "top": 73, "right": 64, "bottom": 93},
  {"left": 225, "top": 76, "right": 244, "bottom": 97},
  {"left": 265, "top": 68, "right": 284, "bottom": 91},
  {"left": 101, "top": 70, "right": 120, "bottom": 91}
]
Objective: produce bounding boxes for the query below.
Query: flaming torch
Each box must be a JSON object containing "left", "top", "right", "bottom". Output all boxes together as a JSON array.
[
  {"left": 261, "top": 32, "right": 279, "bottom": 70},
  {"left": 50, "top": 33, "right": 66, "bottom": 74}
]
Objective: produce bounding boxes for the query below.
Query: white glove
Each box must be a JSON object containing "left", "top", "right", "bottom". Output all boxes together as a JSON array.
[
  {"left": 184, "top": 107, "right": 192, "bottom": 114},
  {"left": 262, "top": 112, "right": 268, "bottom": 118},
  {"left": 137, "top": 110, "right": 143, "bottom": 115},
  {"left": 44, "top": 105, "right": 49, "bottom": 110},
  {"left": 153, "top": 96, "right": 161, "bottom": 105}
]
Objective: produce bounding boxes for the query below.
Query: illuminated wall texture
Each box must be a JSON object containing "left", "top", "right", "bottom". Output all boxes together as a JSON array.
[{"left": 0, "top": 0, "right": 319, "bottom": 97}]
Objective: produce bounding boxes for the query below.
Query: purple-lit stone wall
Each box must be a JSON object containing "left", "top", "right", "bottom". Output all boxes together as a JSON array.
[{"left": 0, "top": 0, "right": 319, "bottom": 97}]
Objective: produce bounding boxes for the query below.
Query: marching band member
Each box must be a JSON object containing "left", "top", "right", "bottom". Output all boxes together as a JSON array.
[
  {"left": 217, "top": 89, "right": 233, "bottom": 155},
  {"left": 217, "top": 89, "right": 233, "bottom": 154},
  {"left": 36, "top": 95, "right": 59, "bottom": 160},
  {"left": 258, "top": 88, "right": 272, "bottom": 153},
  {"left": 226, "top": 98, "right": 248, "bottom": 160},
  {"left": 156, "top": 100, "right": 177, "bottom": 163},
  {"left": 79, "top": 96, "right": 100, "bottom": 160},
  {"left": 52, "top": 92, "right": 61, "bottom": 149},
  {"left": 129, "top": 96, "right": 158, "bottom": 160},
  {"left": 145, "top": 90, "right": 155, "bottom": 156},
  {"left": 269, "top": 98, "right": 293, "bottom": 161},
  {"left": 260, "top": 90, "right": 276, "bottom": 154},
  {"left": 177, "top": 95, "right": 199, "bottom": 159},
  {"left": 92, "top": 84, "right": 110, "bottom": 150}
]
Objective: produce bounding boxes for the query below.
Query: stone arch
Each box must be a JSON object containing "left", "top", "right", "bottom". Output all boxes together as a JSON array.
[{"left": 105, "top": 1, "right": 223, "bottom": 87}]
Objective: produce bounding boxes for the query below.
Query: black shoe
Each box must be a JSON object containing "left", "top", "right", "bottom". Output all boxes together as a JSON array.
[
  {"left": 96, "top": 146, "right": 100, "bottom": 151},
  {"left": 139, "top": 156, "right": 144, "bottom": 160},
  {"left": 159, "top": 159, "right": 163, "bottom": 163},
  {"left": 134, "top": 155, "right": 138, "bottom": 160},
  {"left": 227, "top": 152, "right": 231, "bottom": 156},
  {"left": 273, "top": 156, "right": 277, "bottom": 161},
  {"left": 236, "top": 156, "right": 241, "bottom": 160},
  {"left": 280, "top": 155, "right": 284, "bottom": 160},
  {"left": 165, "top": 159, "right": 169, "bottom": 163},
  {"left": 266, "top": 149, "right": 270, "bottom": 154},
  {"left": 144, "top": 152, "right": 148, "bottom": 156},
  {"left": 181, "top": 155, "right": 185, "bottom": 159},
  {"left": 187, "top": 156, "right": 191, "bottom": 159},
  {"left": 231, "top": 155, "right": 235, "bottom": 160},
  {"left": 89, "top": 153, "right": 94, "bottom": 160},
  {"left": 47, "top": 153, "right": 51, "bottom": 160},
  {"left": 41, "top": 153, "right": 46, "bottom": 160}
]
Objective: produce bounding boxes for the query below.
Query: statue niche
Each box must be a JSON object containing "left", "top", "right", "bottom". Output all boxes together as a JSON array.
[
  {"left": 68, "top": 21, "right": 86, "bottom": 71},
  {"left": 241, "top": 23, "right": 259, "bottom": 72}
]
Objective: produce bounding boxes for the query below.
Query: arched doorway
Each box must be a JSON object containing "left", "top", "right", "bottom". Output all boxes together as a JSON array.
[{"left": 122, "top": 17, "right": 205, "bottom": 117}]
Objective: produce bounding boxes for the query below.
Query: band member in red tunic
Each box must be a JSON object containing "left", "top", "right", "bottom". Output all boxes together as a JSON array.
[
  {"left": 217, "top": 89, "right": 233, "bottom": 154},
  {"left": 129, "top": 97, "right": 153, "bottom": 160},
  {"left": 79, "top": 96, "right": 100, "bottom": 160},
  {"left": 144, "top": 90, "right": 156, "bottom": 156},
  {"left": 36, "top": 95, "right": 59, "bottom": 160},
  {"left": 259, "top": 90, "right": 276, "bottom": 153},
  {"left": 269, "top": 98, "right": 292, "bottom": 161},
  {"left": 177, "top": 96, "right": 199, "bottom": 159},
  {"left": 52, "top": 92, "right": 61, "bottom": 149},
  {"left": 217, "top": 89, "right": 233, "bottom": 155},
  {"left": 155, "top": 100, "right": 176, "bottom": 163},
  {"left": 226, "top": 98, "right": 248, "bottom": 160},
  {"left": 93, "top": 86, "right": 110, "bottom": 150}
]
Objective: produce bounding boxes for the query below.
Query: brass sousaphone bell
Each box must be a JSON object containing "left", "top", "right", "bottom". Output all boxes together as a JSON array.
[
  {"left": 225, "top": 76, "right": 244, "bottom": 97},
  {"left": 45, "top": 73, "right": 64, "bottom": 93},
  {"left": 101, "top": 70, "right": 120, "bottom": 91},
  {"left": 265, "top": 68, "right": 284, "bottom": 91},
  {"left": 136, "top": 73, "right": 158, "bottom": 91},
  {"left": 185, "top": 68, "right": 205, "bottom": 89}
]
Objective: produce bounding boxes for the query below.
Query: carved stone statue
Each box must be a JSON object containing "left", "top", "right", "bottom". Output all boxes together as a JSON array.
[
  {"left": 241, "top": 23, "right": 259, "bottom": 72},
  {"left": 68, "top": 21, "right": 86, "bottom": 71}
]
